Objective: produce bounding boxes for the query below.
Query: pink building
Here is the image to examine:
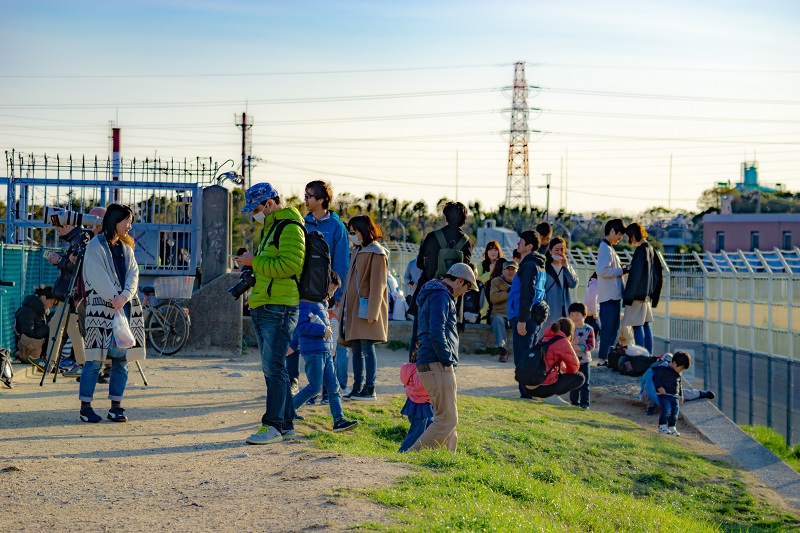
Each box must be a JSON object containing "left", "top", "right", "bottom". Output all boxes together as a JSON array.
[{"left": 704, "top": 214, "right": 800, "bottom": 252}]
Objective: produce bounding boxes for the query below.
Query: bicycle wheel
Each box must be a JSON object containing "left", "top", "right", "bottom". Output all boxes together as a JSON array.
[{"left": 147, "top": 301, "right": 190, "bottom": 356}]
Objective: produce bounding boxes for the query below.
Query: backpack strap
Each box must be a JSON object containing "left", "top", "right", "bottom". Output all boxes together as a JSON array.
[
  {"left": 454, "top": 234, "right": 468, "bottom": 254},
  {"left": 433, "top": 229, "right": 448, "bottom": 249},
  {"left": 258, "top": 219, "right": 307, "bottom": 296}
]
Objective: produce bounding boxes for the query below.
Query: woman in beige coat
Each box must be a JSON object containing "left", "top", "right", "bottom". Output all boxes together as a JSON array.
[{"left": 339, "top": 215, "right": 388, "bottom": 401}]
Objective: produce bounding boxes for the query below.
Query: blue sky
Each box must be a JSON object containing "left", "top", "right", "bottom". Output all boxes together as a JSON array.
[{"left": 1, "top": 0, "right": 798, "bottom": 215}]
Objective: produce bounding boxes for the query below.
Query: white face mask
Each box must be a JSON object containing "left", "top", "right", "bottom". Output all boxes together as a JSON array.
[
  {"left": 253, "top": 210, "right": 266, "bottom": 224},
  {"left": 349, "top": 234, "right": 362, "bottom": 246}
]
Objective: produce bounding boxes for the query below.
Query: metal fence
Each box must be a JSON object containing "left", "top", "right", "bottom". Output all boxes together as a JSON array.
[
  {"left": 0, "top": 245, "right": 59, "bottom": 350},
  {"left": 2, "top": 151, "right": 223, "bottom": 275}
]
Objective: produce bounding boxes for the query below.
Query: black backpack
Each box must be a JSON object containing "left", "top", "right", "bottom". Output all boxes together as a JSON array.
[
  {"left": 618, "top": 355, "right": 659, "bottom": 377},
  {"left": 514, "top": 336, "right": 561, "bottom": 388},
  {"left": 264, "top": 220, "right": 331, "bottom": 302}
]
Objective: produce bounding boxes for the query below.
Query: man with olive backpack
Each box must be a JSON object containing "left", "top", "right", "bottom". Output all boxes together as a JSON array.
[{"left": 407, "top": 202, "right": 474, "bottom": 356}]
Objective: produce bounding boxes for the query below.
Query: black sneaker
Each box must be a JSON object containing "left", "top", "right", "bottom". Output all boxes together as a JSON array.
[
  {"left": 333, "top": 419, "right": 359, "bottom": 433},
  {"left": 294, "top": 414, "right": 305, "bottom": 421},
  {"left": 320, "top": 394, "right": 330, "bottom": 406},
  {"left": 352, "top": 387, "right": 376, "bottom": 401},
  {"left": 305, "top": 396, "right": 317, "bottom": 406},
  {"left": 107, "top": 407, "right": 128, "bottom": 423},
  {"left": 290, "top": 378, "right": 299, "bottom": 396},
  {"left": 79, "top": 406, "right": 102, "bottom": 423},
  {"left": 97, "top": 371, "right": 110, "bottom": 384},
  {"left": 2, "top": 377, "right": 12, "bottom": 389},
  {"left": 343, "top": 386, "right": 362, "bottom": 401}
]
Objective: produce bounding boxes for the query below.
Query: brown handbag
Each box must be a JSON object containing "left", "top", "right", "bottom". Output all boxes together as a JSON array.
[{"left": 16, "top": 334, "right": 45, "bottom": 363}]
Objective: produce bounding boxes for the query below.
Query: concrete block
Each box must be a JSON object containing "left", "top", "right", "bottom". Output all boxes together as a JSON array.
[{"left": 181, "top": 273, "right": 242, "bottom": 357}]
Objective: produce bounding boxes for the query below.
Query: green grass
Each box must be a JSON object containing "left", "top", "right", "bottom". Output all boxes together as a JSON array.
[
  {"left": 301, "top": 396, "right": 799, "bottom": 532},
  {"left": 385, "top": 340, "right": 410, "bottom": 351},
  {"left": 743, "top": 425, "right": 800, "bottom": 474}
]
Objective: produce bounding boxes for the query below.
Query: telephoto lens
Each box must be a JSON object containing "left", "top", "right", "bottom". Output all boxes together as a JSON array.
[{"left": 228, "top": 268, "right": 256, "bottom": 299}]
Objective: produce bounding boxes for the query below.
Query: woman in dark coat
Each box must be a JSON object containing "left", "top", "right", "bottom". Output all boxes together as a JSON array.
[{"left": 621, "top": 223, "right": 663, "bottom": 354}]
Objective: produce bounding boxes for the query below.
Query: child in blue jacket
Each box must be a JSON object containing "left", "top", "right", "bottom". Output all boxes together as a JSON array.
[{"left": 288, "top": 272, "right": 358, "bottom": 433}]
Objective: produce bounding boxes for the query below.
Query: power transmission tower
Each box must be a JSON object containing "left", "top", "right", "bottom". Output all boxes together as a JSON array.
[
  {"left": 505, "top": 61, "right": 530, "bottom": 210},
  {"left": 234, "top": 112, "right": 253, "bottom": 190}
]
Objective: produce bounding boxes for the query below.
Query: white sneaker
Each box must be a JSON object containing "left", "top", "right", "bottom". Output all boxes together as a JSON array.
[
  {"left": 658, "top": 424, "right": 670, "bottom": 434},
  {"left": 246, "top": 425, "right": 283, "bottom": 445},
  {"left": 543, "top": 395, "right": 570, "bottom": 406},
  {"left": 668, "top": 426, "right": 680, "bottom": 436}
]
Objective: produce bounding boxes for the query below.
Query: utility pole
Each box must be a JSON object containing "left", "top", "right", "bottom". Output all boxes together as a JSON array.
[
  {"left": 455, "top": 149, "right": 459, "bottom": 202},
  {"left": 544, "top": 173, "right": 552, "bottom": 220},
  {"left": 668, "top": 153, "right": 673, "bottom": 210},
  {"left": 234, "top": 112, "right": 253, "bottom": 190}
]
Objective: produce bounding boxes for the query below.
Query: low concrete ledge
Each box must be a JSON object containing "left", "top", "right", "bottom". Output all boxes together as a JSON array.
[
  {"left": 244, "top": 318, "right": 510, "bottom": 353},
  {"left": 181, "top": 273, "right": 243, "bottom": 357},
  {"left": 681, "top": 396, "right": 800, "bottom": 511}
]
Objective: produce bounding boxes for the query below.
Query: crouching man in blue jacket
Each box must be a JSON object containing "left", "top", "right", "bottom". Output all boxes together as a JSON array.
[{"left": 410, "top": 263, "right": 478, "bottom": 453}]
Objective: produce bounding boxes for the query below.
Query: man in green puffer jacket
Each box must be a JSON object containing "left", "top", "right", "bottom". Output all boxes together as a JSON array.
[{"left": 234, "top": 182, "right": 305, "bottom": 445}]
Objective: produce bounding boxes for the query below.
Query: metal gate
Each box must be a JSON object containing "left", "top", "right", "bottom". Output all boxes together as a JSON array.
[{"left": 2, "top": 151, "right": 224, "bottom": 275}]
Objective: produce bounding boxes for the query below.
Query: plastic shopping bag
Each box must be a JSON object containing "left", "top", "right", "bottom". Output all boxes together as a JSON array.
[{"left": 112, "top": 309, "right": 136, "bottom": 349}]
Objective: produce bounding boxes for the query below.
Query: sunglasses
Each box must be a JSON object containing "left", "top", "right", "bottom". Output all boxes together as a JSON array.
[{"left": 304, "top": 193, "right": 317, "bottom": 200}]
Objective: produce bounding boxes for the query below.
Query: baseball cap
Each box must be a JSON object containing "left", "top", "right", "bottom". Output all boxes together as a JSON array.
[
  {"left": 502, "top": 260, "right": 519, "bottom": 270},
  {"left": 241, "top": 182, "right": 279, "bottom": 213},
  {"left": 447, "top": 263, "right": 479, "bottom": 291}
]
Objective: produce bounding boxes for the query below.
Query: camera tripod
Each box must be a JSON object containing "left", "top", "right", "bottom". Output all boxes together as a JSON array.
[{"left": 41, "top": 248, "right": 149, "bottom": 387}]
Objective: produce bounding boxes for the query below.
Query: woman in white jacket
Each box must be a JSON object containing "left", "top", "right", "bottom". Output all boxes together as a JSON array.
[{"left": 78, "top": 204, "right": 146, "bottom": 423}]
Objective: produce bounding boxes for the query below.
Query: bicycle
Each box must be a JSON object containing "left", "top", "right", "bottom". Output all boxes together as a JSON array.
[{"left": 140, "top": 276, "right": 193, "bottom": 356}]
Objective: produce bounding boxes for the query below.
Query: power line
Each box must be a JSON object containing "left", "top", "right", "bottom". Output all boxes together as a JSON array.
[
  {"left": 0, "top": 87, "right": 502, "bottom": 110},
  {"left": 0, "top": 63, "right": 508, "bottom": 80},
  {"left": 537, "top": 86, "right": 800, "bottom": 106}
]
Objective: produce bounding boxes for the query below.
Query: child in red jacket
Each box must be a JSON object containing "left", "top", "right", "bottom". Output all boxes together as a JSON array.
[
  {"left": 525, "top": 318, "right": 585, "bottom": 406},
  {"left": 398, "top": 348, "right": 434, "bottom": 453}
]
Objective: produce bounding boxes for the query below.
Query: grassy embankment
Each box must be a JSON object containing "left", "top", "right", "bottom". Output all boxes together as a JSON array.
[
  {"left": 301, "top": 396, "right": 798, "bottom": 532},
  {"left": 743, "top": 425, "right": 800, "bottom": 474}
]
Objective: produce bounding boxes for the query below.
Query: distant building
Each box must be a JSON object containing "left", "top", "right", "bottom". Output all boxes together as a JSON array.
[
  {"left": 716, "top": 161, "right": 786, "bottom": 195},
  {"left": 647, "top": 215, "right": 693, "bottom": 253},
  {"left": 704, "top": 214, "right": 800, "bottom": 253}
]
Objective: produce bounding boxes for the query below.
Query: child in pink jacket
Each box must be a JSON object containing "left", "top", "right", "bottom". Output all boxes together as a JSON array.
[{"left": 398, "top": 352, "right": 434, "bottom": 453}]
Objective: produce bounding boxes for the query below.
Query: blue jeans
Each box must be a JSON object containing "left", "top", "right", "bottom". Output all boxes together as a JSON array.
[
  {"left": 491, "top": 315, "right": 508, "bottom": 348},
  {"left": 399, "top": 416, "right": 433, "bottom": 453},
  {"left": 569, "top": 363, "right": 591, "bottom": 407},
  {"left": 510, "top": 317, "right": 539, "bottom": 398},
  {"left": 293, "top": 351, "right": 344, "bottom": 423},
  {"left": 633, "top": 322, "right": 653, "bottom": 354},
  {"left": 598, "top": 300, "right": 621, "bottom": 360},
  {"left": 351, "top": 339, "right": 377, "bottom": 389},
  {"left": 335, "top": 345, "right": 349, "bottom": 390},
  {"left": 251, "top": 305, "right": 299, "bottom": 431},
  {"left": 658, "top": 394, "right": 679, "bottom": 427},
  {"left": 78, "top": 340, "right": 128, "bottom": 403}
]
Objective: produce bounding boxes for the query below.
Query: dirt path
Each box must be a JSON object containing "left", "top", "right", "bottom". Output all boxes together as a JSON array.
[{"left": 1, "top": 346, "right": 795, "bottom": 531}]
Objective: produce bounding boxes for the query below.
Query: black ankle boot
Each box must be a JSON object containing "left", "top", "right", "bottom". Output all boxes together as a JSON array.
[{"left": 700, "top": 390, "right": 715, "bottom": 399}]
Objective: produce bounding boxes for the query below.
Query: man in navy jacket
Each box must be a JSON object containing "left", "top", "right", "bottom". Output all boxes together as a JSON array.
[
  {"left": 507, "top": 230, "right": 547, "bottom": 395},
  {"left": 410, "top": 263, "right": 477, "bottom": 453}
]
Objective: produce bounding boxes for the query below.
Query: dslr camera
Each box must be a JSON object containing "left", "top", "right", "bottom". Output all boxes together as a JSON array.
[
  {"left": 228, "top": 267, "right": 256, "bottom": 300},
  {"left": 44, "top": 206, "right": 103, "bottom": 229}
]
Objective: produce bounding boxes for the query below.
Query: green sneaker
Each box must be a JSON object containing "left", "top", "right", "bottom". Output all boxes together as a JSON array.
[{"left": 246, "top": 425, "right": 283, "bottom": 445}]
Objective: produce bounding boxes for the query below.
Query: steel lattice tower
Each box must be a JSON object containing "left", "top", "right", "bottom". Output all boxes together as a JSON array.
[{"left": 505, "top": 61, "right": 530, "bottom": 209}]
